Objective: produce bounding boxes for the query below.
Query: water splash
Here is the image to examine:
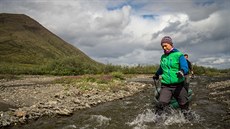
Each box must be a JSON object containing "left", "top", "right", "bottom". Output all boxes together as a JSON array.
[
  {"left": 163, "top": 109, "right": 187, "bottom": 126},
  {"left": 127, "top": 108, "right": 203, "bottom": 129},
  {"left": 127, "top": 109, "right": 157, "bottom": 129}
]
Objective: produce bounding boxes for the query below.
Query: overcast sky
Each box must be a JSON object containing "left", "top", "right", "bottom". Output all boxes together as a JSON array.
[{"left": 1, "top": 0, "right": 230, "bottom": 69}]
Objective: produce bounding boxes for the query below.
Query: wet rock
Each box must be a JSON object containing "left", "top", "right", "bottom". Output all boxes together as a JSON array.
[{"left": 56, "top": 108, "right": 73, "bottom": 116}]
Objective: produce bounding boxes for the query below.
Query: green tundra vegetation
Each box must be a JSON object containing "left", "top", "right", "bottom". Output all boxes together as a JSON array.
[
  {"left": 0, "top": 13, "right": 102, "bottom": 75},
  {"left": 53, "top": 72, "right": 128, "bottom": 93}
]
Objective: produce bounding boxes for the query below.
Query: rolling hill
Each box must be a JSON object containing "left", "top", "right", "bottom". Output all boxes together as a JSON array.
[{"left": 0, "top": 13, "right": 104, "bottom": 75}]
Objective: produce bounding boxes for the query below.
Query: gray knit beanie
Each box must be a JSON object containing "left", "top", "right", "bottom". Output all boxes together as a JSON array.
[{"left": 161, "top": 36, "right": 173, "bottom": 45}]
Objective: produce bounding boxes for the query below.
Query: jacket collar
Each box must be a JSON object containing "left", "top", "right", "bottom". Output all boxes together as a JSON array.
[{"left": 164, "top": 48, "right": 178, "bottom": 55}]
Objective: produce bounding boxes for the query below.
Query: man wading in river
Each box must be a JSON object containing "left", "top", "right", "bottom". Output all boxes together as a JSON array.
[
  {"left": 184, "top": 53, "right": 194, "bottom": 90},
  {"left": 153, "top": 36, "right": 190, "bottom": 118}
]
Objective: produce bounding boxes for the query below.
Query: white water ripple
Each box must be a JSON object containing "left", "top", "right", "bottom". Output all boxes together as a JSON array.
[
  {"left": 62, "top": 124, "right": 77, "bottom": 129},
  {"left": 90, "top": 115, "right": 111, "bottom": 126},
  {"left": 127, "top": 108, "right": 202, "bottom": 129}
]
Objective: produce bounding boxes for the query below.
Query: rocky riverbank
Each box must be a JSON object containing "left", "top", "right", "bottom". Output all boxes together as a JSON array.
[
  {"left": 0, "top": 75, "right": 151, "bottom": 127},
  {"left": 0, "top": 75, "right": 229, "bottom": 128}
]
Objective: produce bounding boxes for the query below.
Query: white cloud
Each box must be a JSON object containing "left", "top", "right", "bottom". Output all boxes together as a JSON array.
[
  {"left": 0, "top": 0, "right": 230, "bottom": 69},
  {"left": 196, "top": 55, "right": 230, "bottom": 68}
]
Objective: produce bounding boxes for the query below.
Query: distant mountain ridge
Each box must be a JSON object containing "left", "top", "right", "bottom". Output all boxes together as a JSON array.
[{"left": 0, "top": 13, "right": 103, "bottom": 75}]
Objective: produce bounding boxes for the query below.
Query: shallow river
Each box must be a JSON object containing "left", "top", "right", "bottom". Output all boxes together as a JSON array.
[{"left": 7, "top": 76, "right": 230, "bottom": 129}]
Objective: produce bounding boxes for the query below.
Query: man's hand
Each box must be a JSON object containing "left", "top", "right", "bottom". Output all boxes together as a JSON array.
[
  {"left": 176, "top": 70, "right": 184, "bottom": 78},
  {"left": 191, "top": 71, "right": 194, "bottom": 75},
  {"left": 190, "top": 71, "right": 194, "bottom": 79},
  {"left": 152, "top": 75, "right": 159, "bottom": 80}
]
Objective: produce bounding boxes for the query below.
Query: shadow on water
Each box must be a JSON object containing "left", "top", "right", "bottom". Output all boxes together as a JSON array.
[
  {"left": 5, "top": 76, "right": 230, "bottom": 129},
  {"left": 0, "top": 102, "right": 17, "bottom": 112}
]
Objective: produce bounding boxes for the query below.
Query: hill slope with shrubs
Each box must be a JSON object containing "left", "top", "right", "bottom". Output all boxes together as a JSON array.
[{"left": 0, "top": 13, "right": 103, "bottom": 75}]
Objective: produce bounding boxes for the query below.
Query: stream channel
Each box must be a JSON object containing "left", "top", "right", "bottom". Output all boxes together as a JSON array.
[{"left": 6, "top": 76, "right": 230, "bottom": 129}]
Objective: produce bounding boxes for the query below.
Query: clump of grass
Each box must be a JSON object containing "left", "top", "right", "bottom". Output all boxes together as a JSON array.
[
  {"left": 110, "top": 72, "right": 125, "bottom": 80},
  {"left": 53, "top": 74, "right": 126, "bottom": 92}
]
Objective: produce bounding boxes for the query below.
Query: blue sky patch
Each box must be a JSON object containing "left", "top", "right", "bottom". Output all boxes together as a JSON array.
[{"left": 142, "top": 14, "right": 158, "bottom": 20}]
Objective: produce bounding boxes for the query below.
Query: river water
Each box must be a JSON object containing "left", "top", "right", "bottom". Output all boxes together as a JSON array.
[{"left": 7, "top": 76, "right": 230, "bottom": 129}]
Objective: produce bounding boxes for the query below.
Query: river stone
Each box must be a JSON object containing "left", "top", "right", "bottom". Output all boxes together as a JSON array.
[
  {"left": 56, "top": 108, "right": 73, "bottom": 116},
  {"left": 14, "top": 110, "right": 27, "bottom": 118}
]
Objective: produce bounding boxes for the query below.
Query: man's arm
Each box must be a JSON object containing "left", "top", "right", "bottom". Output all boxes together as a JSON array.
[{"left": 179, "top": 56, "right": 189, "bottom": 75}]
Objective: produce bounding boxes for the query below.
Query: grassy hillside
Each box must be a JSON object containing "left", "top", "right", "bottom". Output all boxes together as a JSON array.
[{"left": 0, "top": 13, "right": 104, "bottom": 75}]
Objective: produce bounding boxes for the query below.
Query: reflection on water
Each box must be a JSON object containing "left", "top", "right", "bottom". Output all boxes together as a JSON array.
[{"left": 6, "top": 76, "right": 230, "bottom": 129}]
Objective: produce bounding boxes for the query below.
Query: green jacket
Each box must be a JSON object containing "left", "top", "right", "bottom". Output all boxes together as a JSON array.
[{"left": 156, "top": 48, "right": 188, "bottom": 85}]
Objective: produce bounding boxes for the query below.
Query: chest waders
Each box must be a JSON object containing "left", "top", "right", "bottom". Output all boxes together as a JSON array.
[{"left": 153, "top": 79, "right": 193, "bottom": 109}]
